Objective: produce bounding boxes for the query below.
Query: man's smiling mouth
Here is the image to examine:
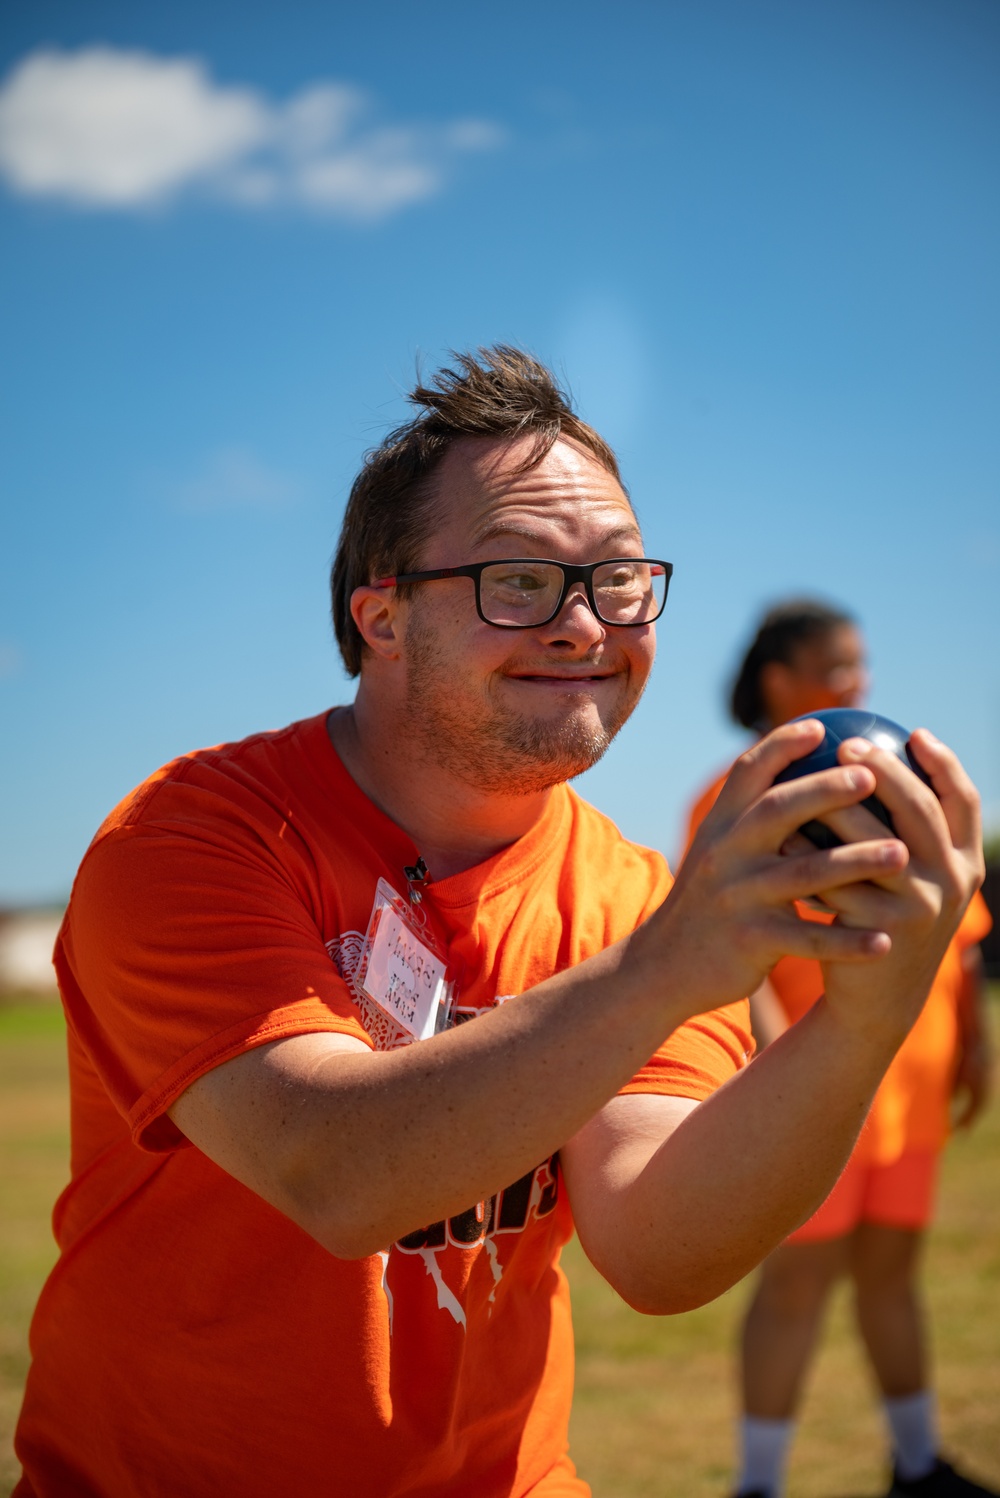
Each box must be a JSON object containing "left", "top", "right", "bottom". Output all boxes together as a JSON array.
[{"left": 505, "top": 671, "right": 619, "bottom": 684}]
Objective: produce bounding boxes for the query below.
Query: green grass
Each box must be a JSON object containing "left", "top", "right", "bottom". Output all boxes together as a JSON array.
[
  {"left": 0, "top": 1003, "right": 68, "bottom": 1040},
  {"left": 2, "top": 996, "right": 998, "bottom": 1496},
  {"left": 0, "top": 1004, "right": 70, "bottom": 1495}
]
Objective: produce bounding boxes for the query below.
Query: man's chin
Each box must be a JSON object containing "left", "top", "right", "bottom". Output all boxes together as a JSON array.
[{"left": 488, "top": 709, "right": 621, "bottom": 791}]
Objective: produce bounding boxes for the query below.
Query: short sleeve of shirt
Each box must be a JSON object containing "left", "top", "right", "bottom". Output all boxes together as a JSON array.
[
  {"left": 619, "top": 1001, "right": 752, "bottom": 1101},
  {"left": 58, "top": 814, "right": 372, "bottom": 1154}
]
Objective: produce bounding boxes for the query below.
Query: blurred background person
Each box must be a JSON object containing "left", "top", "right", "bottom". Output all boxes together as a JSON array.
[{"left": 682, "top": 599, "right": 994, "bottom": 1498}]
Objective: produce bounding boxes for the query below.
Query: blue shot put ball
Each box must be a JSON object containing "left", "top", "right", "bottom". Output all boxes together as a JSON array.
[{"left": 773, "top": 708, "right": 933, "bottom": 851}]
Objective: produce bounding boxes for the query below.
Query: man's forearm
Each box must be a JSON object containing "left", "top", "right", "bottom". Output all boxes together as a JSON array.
[
  {"left": 564, "top": 996, "right": 898, "bottom": 1314},
  {"left": 171, "top": 929, "right": 688, "bottom": 1259}
]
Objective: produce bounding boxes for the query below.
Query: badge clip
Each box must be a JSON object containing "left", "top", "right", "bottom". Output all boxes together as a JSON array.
[{"left": 403, "top": 856, "right": 431, "bottom": 905}]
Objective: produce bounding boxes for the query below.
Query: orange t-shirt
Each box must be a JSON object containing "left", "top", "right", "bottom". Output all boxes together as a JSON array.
[
  {"left": 16, "top": 714, "right": 750, "bottom": 1498},
  {"left": 867, "top": 890, "right": 992, "bottom": 1161},
  {"left": 682, "top": 768, "right": 993, "bottom": 1166}
]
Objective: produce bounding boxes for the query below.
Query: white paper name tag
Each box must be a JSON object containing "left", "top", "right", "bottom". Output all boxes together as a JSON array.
[{"left": 357, "top": 879, "right": 450, "bottom": 1041}]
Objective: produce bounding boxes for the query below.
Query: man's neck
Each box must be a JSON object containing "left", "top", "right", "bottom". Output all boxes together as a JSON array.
[{"left": 326, "top": 702, "right": 553, "bottom": 881}]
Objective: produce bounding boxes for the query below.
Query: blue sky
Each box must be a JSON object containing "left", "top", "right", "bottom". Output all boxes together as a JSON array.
[{"left": 2, "top": 0, "right": 998, "bottom": 904}]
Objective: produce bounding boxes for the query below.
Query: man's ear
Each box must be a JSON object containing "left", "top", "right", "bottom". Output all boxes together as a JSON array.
[{"left": 350, "top": 586, "right": 405, "bottom": 661}]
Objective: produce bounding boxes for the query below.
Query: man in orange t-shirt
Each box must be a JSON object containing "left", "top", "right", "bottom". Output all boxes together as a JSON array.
[
  {"left": 14, "top": 352, "right": 986, "bottom": 1497},
  {"left": 683, "top": 599, "right": 995, "bottom": 1498}
]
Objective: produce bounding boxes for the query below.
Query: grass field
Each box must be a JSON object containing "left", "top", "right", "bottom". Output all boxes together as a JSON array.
[{"left": 2, "top": 998, "right": 998, "bottom": 1497}]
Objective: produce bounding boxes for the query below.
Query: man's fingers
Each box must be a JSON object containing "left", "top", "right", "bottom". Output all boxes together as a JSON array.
[
  {"left": 755, "top": 838, "right": 908, "bottom": 906},
  {"left": 766, "top": 909, "right": 891, "bottom": 963},
  {"left": 835, "top": 732, "right": 980, "bottom": 879},
  {"left": 681, "top": 721, "right": 985, "bottom": 1019},
  {"left": 711, "top": 719, "right": 826, "bottom": 823},
  {"left": 834, "top": 737, "right": 946, "bottom": 863},
  {"left": 788, "top": 795, "right": 894, "bottom": 852},
  {"left": 804, "top": 878, "right": 907, "bottom": 931},
  {"left": 906, "top": 729, "right": 984, "bottom": 872},
  {"left": 735, "top": 763, "right": 879, "bottom": 852}
]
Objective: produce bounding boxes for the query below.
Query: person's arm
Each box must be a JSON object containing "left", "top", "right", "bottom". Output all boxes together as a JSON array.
[
  {"left": 170, "top": 721, "right": 981, "bottom": 1269},
  {"left": 562, "top": 1002, "right": 890, "bottom": 1314},
  {"left": 748, "top": 975, "right": 789, "bottom": 1049},
  {"left": 562, "top": 727, "right": 983, "bottom": 1311},
  {"left": 951, "top": 943, "right": 992, "bottom": 1129}
]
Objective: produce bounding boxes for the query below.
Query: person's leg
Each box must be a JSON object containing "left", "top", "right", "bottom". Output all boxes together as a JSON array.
[
  {"left": 852, "top": 1153, "right": 944, "bottom": 1490},
  {"left": 853, "top": 1220, "right": 940, "bottom": 1486},
  {"left": 733, "top": 1235, "right": 850, "bottom": 1496},
  {"left": 853, "top": 1214, "right": 1000, "bottom": 1494},
  {"left": 731, "top": 1150, "right": 865, "bottom": 1497},
  {"left": 743, "top": 1237, "right": 851, "bottom": 1417},
  {"left": 851, "top": 1221, "right": 927, "bottom": 1398}
]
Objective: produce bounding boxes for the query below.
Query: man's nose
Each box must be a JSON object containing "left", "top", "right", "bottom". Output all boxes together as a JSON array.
[{"left": 536, "top": 584, "right": 607, "bottom": 646}]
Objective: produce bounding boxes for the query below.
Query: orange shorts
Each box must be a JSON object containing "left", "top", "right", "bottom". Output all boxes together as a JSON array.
[{"left": 787, "top": 1150, "right": 939, "bottom": 1244}]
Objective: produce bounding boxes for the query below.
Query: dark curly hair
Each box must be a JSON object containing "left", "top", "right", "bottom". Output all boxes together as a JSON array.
[
  {"left": 330, "top": 345, "right": 624, "bottom": 676},
  {"left": 729, "top": 598, "right": 856, "bottom": 731}
]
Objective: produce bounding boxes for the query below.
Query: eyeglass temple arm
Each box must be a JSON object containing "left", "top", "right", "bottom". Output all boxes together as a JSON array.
[{"left": 371, "top": 567, "right": 469, "bottom": 589}]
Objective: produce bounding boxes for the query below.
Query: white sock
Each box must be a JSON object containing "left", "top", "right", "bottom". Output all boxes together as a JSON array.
[
  {"left": 736, "top": 1415, "right": 794, "bottom": 1496},
  {"left": 884, "top": 1390, "right": 937, "bottom": 1481}
]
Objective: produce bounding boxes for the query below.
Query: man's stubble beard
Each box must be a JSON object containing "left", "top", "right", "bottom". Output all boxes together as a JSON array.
[{"left": 403, "top": 613, "right": 644, "bottom": 796}]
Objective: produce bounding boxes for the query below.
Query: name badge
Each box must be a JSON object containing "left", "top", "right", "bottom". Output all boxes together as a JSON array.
[{"left": 354, "top": 879, "right": 454, "bottom": 1041}]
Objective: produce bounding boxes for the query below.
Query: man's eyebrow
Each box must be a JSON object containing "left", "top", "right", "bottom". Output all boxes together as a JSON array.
[{"left": 469, "top": 519, "right": 644, "bottom": 550}]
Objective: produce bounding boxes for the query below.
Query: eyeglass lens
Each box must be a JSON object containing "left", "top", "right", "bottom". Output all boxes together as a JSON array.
[{"left": 479, "top": 560, "right": 665, "bottom": 627}]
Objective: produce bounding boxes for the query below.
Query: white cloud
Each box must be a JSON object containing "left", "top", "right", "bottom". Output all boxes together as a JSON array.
[
  {"left": 0, "top": 48, "right": 270, "bottom": 206},
  {"left": 0, "top": 47, "right": 503, "bottom": 219},
  {"left": 173, "top": 447, "right": 302, "bottom": 511}
]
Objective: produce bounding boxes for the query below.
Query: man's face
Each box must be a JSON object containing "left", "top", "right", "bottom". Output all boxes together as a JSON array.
[{"left": 398, "top": 435, "right": 656, "bottom": 796}]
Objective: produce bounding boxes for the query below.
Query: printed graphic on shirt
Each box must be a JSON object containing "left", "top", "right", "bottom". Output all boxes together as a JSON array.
[
  {"left": 391, "top": 1157, "right": 560, "bottom": 1329},
  {"left": 327, "top": 929, "right": 413, "bottom": 1051},
  {"left": 397, "top": 1156, "right": 560, "bottom": 1252}
]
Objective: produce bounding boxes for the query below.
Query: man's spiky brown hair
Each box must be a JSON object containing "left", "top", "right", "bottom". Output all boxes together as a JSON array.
[{"left": 330, "top": 345, "right": 625, "bottom": 676}]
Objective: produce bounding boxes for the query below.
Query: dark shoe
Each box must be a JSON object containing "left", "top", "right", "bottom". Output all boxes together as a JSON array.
[{"left": 887, "top": 1456, "right": 999, "bottom": 1496}]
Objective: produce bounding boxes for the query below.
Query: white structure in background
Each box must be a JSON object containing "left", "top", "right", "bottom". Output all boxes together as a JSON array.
[{"left": 0, "top": 909, "right": 63, "bottom": 994}]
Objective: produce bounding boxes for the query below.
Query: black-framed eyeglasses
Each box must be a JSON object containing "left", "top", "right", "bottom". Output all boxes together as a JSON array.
[{"left": 373, "top": 557, "right": 673, "bottom": 629}]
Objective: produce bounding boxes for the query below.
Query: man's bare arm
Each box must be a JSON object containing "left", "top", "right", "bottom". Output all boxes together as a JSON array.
[
  {"left": 170, "top": 722, "right": 980, "bottom": 1263},
  {"left": 562, "top": 1002, "right": 885, "bottom": 1316},
  {"left": 564, "top": 727, "right": 984, "bottom": 1312},
  {"left": 748, "top": 975, "right": 790, "bottom": 1048}
]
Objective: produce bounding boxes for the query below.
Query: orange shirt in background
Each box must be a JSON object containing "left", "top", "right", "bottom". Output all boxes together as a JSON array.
[
  {"left": 682, "top": 766, "right": 992, "bottom": 1166},
  {"left": 16, "top": 713, "right": 751, "bottom": 1498},
  {"left": 869, "top": 891, "right": 991, "bottom": 1162}
]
